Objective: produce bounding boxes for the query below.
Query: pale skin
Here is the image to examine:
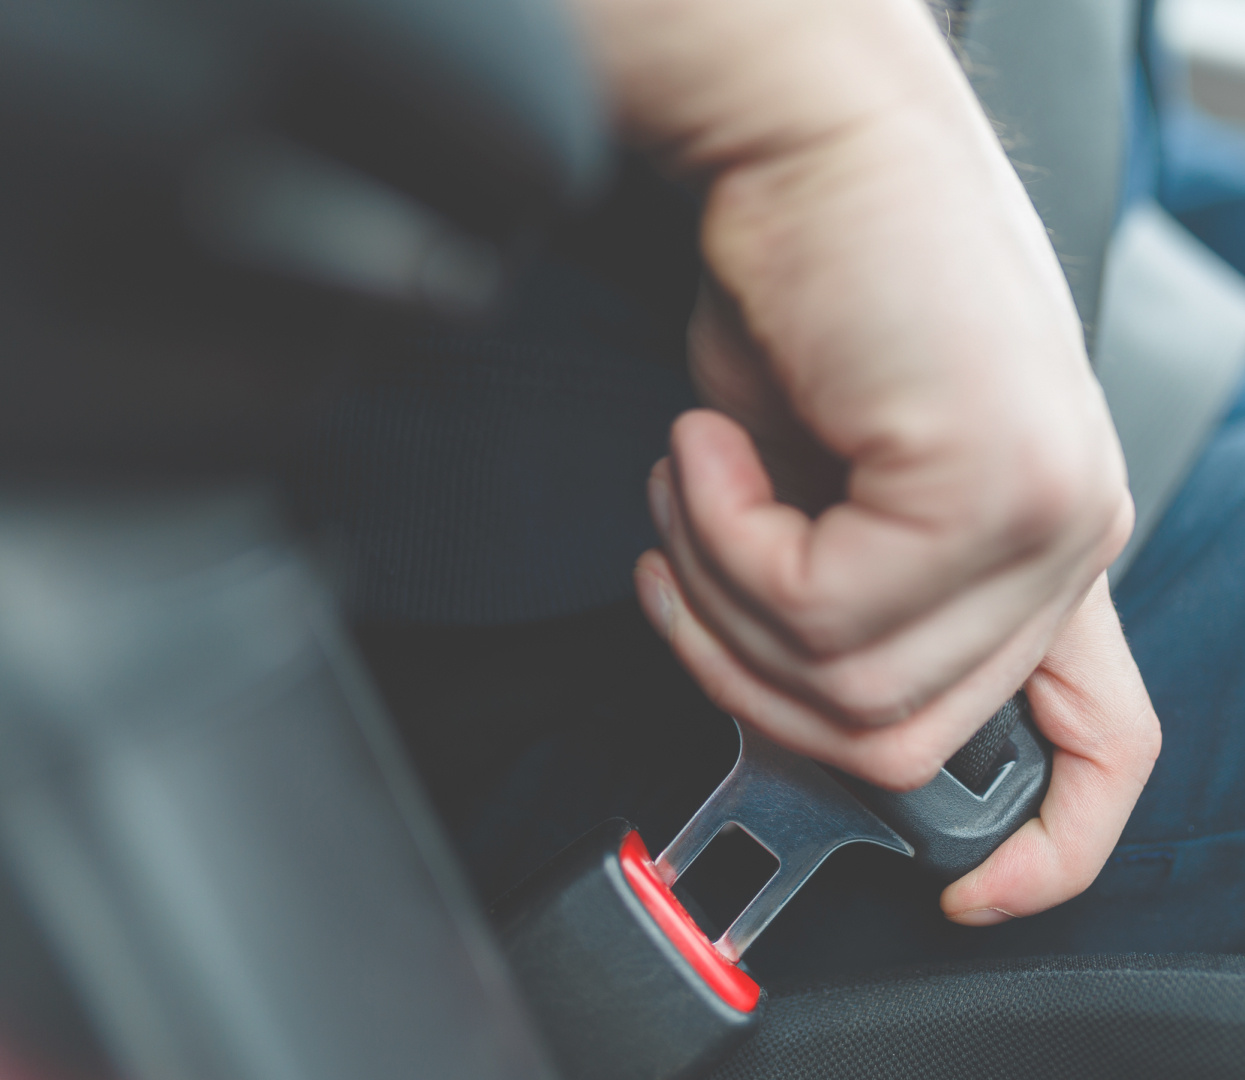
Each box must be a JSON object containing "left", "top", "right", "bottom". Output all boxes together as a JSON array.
[{"left": 565, "top": 0, "right": 1161, "bottom": 923}]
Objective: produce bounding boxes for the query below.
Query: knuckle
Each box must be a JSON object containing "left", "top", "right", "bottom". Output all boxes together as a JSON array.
[
  {"left": 765, "top": 559, "right": 815, "bottom": 615},
  {"left": 1005, "top": 447, "right": 1091, "bottom": 543},
  {"left": 784, "top": 605, "right": 849, "bottom": 657},
  {"left": 815, "top": 662, "right": 914, "bottom": 728},
  {"left": 856, "top": 742, "right": 943, "bottom": 791},
  {"left": 1060, "top": 859, "right": 1102, "bottom": 900},
  {"left": 1053, "top": 827, "right": 1114, "bottom": 897},
  {"left": 756, "top": 572, "right": 844, "bottom": 657},
  {"left": 1143, "top": 717, "right": 1163, "bottom": 765},
  {"left": 1095, "top": 697, "right": 1162, "bottom": 782},
  {"left": 769, "top": 569, "right": 857, "bottom": 656},
  {"left": 993, "top": 432, "right": 1129, "bottom": 555},
  {"left": 1131, "top": 708, "right": 1163, "bottom": 770},
  {"left": 1099, "top": 491, "right": 1137, "bottom": 565}
]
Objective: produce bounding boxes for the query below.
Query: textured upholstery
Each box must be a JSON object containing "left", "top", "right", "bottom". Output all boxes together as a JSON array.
[{"left": 712, "top": 955, "right": 1245, "bottom": 1080}]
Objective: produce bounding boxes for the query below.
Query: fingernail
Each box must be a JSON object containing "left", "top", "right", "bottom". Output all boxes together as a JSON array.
[
  {"left": 648, "top": 475, "right": 672, "bottom": 539},
  {"left": 950, "top": 907, "right": 1016, "bottom": 927},
  {"left": 636, "top": 566, "right": 675, "bottom": 639}
]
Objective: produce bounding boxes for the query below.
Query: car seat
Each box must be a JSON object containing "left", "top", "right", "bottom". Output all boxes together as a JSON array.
[{"left": 2, "top": 0, "right": 1244, "bottom": 1078}]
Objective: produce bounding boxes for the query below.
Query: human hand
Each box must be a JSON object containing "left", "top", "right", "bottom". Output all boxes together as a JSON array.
[
  {"left": 940, "top": 575, "right": 1159, "bottom": 922},
  {"left": 569, "top": 0, "right": 1146, "bottom": 909}
]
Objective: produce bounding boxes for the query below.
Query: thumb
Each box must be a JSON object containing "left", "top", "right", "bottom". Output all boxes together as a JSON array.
[{"left": 941, "top": 575, "right": 1160, "bottom": 924}]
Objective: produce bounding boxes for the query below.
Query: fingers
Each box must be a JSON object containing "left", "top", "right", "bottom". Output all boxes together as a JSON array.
[
  {"left": 941, "top": 575, "right": 1161, "bottom": 923},
  {"left": 664, "top": 408, "right": 983, "bottom": 657},
  {"left": 635, "top": 541, "right": 1067, "bottom": 789},
  {"left": 643, "top": 433, "right": 1156, "bottom": 915},
  {"left": 651, "top": 409, "right": 1131, "bottom": 727},
  {"left": 636, "top": 548, "right": 948, "bottom": 788}
]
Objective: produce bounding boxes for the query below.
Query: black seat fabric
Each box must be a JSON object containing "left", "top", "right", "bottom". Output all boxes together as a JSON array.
[{"left": 711, "top": 954, "right": 1245, "bottom": 1080}]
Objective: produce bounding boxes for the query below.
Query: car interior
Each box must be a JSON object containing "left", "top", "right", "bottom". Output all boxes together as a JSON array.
[{"left": 1, "top": 0, "right": 1244, "bottom": 1078}]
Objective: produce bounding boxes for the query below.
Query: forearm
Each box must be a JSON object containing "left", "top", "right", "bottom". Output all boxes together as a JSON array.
[
  {"left": 566, "top": 0, "right": 979, "bottom": 174},
  {"left": 567, "top": 0, "right": 1105, "bottom": 477}
]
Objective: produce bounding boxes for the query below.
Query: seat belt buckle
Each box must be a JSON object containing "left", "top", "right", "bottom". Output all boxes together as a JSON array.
[
  {"left": 493, "top": 693, "right": 1050, "bottom": 1080},
  {"left": 492, "top": 818, "right": 763, "bottom": 1080}
]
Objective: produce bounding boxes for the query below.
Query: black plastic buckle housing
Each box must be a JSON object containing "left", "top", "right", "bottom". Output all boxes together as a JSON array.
[{"left": 492, "top": 819, "right": 764, "bottom": 1080}]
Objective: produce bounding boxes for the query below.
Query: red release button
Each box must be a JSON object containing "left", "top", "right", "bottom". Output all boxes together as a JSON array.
[{"left": 617, "top": 830, "right": 761, "bottom": 1013}]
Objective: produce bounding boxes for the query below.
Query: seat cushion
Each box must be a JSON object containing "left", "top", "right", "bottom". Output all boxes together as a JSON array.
[{"left": 712, "top": 954, "right": 1245, "bottom": 1080}]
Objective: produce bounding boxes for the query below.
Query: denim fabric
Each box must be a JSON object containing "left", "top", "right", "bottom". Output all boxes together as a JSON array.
[{"left": 1114, "top": 382, "right": 1245, "bottom": 849}]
